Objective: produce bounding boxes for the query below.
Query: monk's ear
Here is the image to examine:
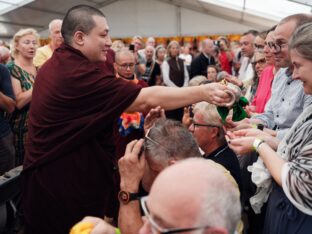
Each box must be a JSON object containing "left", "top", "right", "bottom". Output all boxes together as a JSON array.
[
  {"left": 72, "top": 31, "right": 85, "bottom": 46},
  {"left": 113, "top": 62, "right": 118, "bottom": 72}
]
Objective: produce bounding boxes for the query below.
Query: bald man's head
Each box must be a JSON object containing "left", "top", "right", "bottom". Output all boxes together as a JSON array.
[{"left": 142, "top": 158, "right": 241, "bottom": 234}]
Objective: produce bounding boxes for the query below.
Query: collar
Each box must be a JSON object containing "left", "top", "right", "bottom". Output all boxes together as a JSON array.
[
  {"left": 116, "top": 73, "right": 139, "bottom": 84},
  {"left": 202, "top": 52, "right": 210, "bottom": 59},
  {"left": 204, "top": 144, "right": 228, "bottom": 159}
]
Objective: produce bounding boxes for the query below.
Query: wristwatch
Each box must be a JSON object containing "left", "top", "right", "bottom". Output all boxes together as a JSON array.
[{"left": 118, "top": 190, "right": 140, "bottom": 204}]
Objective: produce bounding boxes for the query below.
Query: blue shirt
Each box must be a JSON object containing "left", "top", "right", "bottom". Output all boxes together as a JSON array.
[
  {"left": 253, "top": 68, "right": 312, "bottom": 139},
  {"left": 0, "top": 64, "right": 15, "bottom": 138}
]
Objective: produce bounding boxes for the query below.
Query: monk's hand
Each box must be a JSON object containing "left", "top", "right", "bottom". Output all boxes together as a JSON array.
[
  {"left": 201, "top": 83, "right": 232, "bottom": 106},
  {"left": 118, "top": 139, "right": 146, "bottom": 192}
]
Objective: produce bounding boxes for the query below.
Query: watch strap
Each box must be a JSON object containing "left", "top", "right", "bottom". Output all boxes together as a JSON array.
[{"left": 253, "top": 138, "right": 265, "bottom": 152}]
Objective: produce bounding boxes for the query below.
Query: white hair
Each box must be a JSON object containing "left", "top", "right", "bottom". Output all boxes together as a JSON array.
[{"left": 49, "top": 19, "right": 63, "bottom": 32}]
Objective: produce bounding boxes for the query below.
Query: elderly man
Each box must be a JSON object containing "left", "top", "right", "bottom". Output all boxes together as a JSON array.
[
  {"left": 117, "top": 118, "right": 201, "bottom": 234},
  {"left": 190, "top": 38, "right": 216, "bottom": 78},
  {"left": 23, "top": 5, "right": 231, "bottom": 233},
  {"left": 33, "top": 19, "right": 63, "bottom": 67},
  {"left": 190, "top": 102, "right": 242, "bottom": 190},
  {"left": 71, "top": 158, "right": 241, "bottom": 234}
]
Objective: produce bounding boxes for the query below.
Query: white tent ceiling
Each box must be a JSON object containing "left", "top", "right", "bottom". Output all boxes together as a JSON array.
[{"left": 0, "top": 0, "right": 310, "bottom": 40}]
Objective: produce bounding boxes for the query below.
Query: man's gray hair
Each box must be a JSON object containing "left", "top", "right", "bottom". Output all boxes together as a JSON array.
[
  {"left": 194, "top": 102, "right": 226, "bottom": 144},
  {"left": 289, "top": 22, "right": 312, "bottom": 62},
  {"left": 48, "top": 19, "right": 62, "bottom": 32},
  {"left": 188, "top": 76, "right": 207, "bottom": 87},
  {"left": 145, "top": 119, "right": 201, "bottom": 165}
]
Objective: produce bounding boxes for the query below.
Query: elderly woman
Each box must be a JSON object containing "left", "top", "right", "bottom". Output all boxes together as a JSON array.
[
  {"left": 6, "top": 28, "right": 39, "bottom": 166},
  {"left": 227, "top": 22, "right": 312, "bottom": 233}
]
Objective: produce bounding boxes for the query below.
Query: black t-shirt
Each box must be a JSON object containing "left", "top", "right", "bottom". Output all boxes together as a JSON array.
[
  {"left": 204, "top": 144, "right": 242, "bottom": 192},
  {"left": 147, "top": 62, "right": 161, "bottom": 86}
]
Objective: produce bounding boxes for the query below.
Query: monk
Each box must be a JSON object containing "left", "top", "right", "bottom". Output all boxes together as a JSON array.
[{"left": 22, "top": 5, "right": 231, "bottom": 234}]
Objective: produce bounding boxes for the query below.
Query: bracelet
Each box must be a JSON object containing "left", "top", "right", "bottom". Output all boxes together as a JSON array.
[
  {"left": 252, "top": 138, "right": 265, "bottom": 153},
  {"left": 115, "top": 228, "right": 121, "bottom": 234},
  {"left": 257, "top": 123, "right": 264, "bottom": 131}
]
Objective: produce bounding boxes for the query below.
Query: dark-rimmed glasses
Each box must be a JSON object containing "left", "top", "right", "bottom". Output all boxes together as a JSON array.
[
  {"left": 266, "top": 41, "right": 287, "bottom": 53},
  {"left": 189, "top": 120, "right": 220, "bottom": 132},
  {"left": 117, "top": 63, "right": 135, "bottom": 70},
  {"left": 140, "top": 196, "right": 212, "bottom": 234}
]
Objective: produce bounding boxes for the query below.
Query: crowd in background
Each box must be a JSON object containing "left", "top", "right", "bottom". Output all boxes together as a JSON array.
[{"left": 1, "top": 5, "right": 312, "bottom": 234}]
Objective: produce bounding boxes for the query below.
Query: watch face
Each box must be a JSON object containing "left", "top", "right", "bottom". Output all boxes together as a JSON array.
[{"left": 119, "top": 191, "right": 130, "bottom": 203}]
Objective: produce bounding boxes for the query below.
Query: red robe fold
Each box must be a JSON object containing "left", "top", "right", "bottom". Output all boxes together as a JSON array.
[{"left": 22, "top": 44, "right": 141, "bottom": 234}]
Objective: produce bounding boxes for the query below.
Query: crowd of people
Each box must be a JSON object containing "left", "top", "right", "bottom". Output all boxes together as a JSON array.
[{"left": 0, "top": 3, "right": 312, "bottom": 234}]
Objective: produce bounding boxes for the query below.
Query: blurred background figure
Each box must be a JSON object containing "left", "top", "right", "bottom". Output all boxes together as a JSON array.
[
  {"left": 162, "top": 40, "right": 189, "bottom": 121},
  {"left": 0, "top": 45, "right": 11, "bottom": 64},
  {"left": 33, "top": 19, "right": 63, "bottom": 67},
  {"left": 111, "top": 40, "right": 125, "bottom": 53}
]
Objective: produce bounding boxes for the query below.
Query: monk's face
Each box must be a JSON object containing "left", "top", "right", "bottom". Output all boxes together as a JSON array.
[{"left": 82, "top": 15, "right": 112, "bottom": 62}]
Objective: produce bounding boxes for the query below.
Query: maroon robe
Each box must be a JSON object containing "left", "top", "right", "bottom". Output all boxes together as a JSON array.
[{"left": 22, "top": 44, "right": 141, "bottom": 234}]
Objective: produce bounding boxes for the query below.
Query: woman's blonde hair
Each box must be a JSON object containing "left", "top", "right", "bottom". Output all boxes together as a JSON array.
[
  {"left": 11, "top": 28, "right": 40, "bottom": 59},
  {"left": 167, "top": 40, "right": 180, "bottom": 58}
]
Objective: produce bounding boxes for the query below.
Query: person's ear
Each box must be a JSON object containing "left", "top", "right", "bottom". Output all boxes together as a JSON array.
[
  {"left": 72, "top": 31, "right": 85, "bottom": 46},
  {"left": 113, "top": 62, "right": 118, "bottom": 73},
  {"left": 210, "top": 127, "right": 219, "bottom": 139}
]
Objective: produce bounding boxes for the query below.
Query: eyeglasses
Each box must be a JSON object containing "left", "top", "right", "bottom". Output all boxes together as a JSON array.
[
  {"left": 266, "top": 41, "right": 287, "bottom": 53},
  {"left": 117, "top": 63, "right": 135, "bottom": 70},
  {"left": 254, "top": 44, "right": 264, "bottom": 51},
  {"left": 189, "top": 120, "right": 220, "bottom": 132},
  {"left": 251, "top": 58, "right": 266, "bottom": 66},
  {"left": 140, "top": 196, "right": 212, "bottom": 234}
]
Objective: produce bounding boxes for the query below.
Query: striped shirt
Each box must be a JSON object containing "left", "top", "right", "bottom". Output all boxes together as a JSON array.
[{"left": 280, "top": 104, "right": 312, "bottom": 215}]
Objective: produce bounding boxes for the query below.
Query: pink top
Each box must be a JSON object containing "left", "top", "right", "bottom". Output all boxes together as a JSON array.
[{"left": 251, "top": 65, "right": 275, "bottom": 113}]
